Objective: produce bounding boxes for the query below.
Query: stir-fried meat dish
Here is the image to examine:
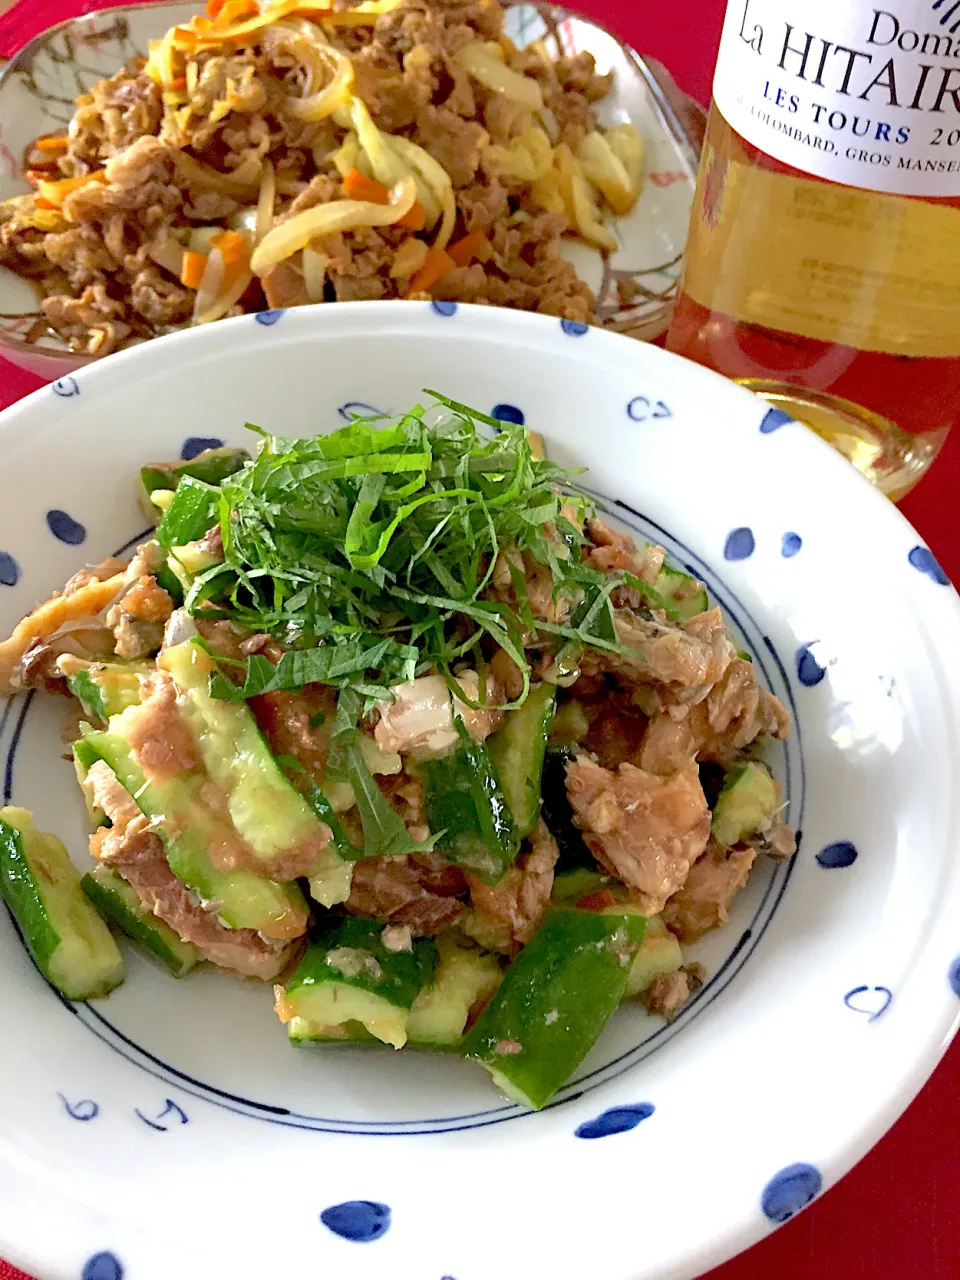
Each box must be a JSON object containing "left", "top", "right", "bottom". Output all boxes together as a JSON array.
[
  {"left": 0, "top": 396, "right": 795, "bottom": 1109},
  {"left": 0, "top": 0, "right": 646, "bottom": 355}
]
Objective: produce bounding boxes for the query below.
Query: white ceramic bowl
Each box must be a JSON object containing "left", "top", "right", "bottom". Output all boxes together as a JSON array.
[
  {"left": 1, "top": 302, "right": 959, "bottom": 1280},
  {"left": 0, "top": 1, "right": 697, "bottom": 381}
]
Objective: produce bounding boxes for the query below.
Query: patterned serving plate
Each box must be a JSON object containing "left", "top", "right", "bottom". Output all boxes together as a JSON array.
[
  {"left": 0, "top": 0, "right": 698, "bottom": 380},
  {"left": 0, "top": 302, "right": 959, "bottom": 1280}
]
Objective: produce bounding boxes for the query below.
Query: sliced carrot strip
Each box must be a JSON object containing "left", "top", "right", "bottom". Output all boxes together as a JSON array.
[
  {"left": 205, "top": 0, "right": 226, "bottom": 17},
  {"left": 34, "top": 135, "right": 68, "bottom": 152},
  {"left": 406, "top": 245, "right": 456, "bottom": 296},
  {"left": 180, "top": 250, "right": 207, "bottom": 289},
  {"left": 397, "top": 201, "right": 427, "bottom": 232},
  {"left": 36, "top": 170, "right": 107, "bottom": 203},
  {"left": 218, "top": 0, "right": 259, "bottom": 24},
  {"left": 211, "top": 229, "right": 249, "bottom": 267},
  {"left": 340, "top": 168, "right": 390, "bottom": 203},
  {"left": 34, "top": 197, "right": 58, "bottom": 211},
  {"left": 446, "top": 229, "right": 486, "bottom": 267}
]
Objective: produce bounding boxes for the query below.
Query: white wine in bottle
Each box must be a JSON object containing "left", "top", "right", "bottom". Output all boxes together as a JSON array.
[{"left": 667, "top": 0, "right": 960, "bottom": 498}]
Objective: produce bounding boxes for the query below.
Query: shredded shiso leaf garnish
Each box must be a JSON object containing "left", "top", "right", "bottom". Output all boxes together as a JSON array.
[{"left": 194, "top": 393, "right": 671, "bottom": 709}]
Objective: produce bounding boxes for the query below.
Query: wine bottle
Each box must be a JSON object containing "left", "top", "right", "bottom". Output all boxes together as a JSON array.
[{"left": 666, "top": 0, "right": 960, "bottom": 498}]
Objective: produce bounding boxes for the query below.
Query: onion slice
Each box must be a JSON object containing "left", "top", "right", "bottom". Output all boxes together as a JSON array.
[
  {"left": 483, "top": 127, "right": 553, "bottom": 182},
  {"left": 148, "top": 233, "right": 185, "bottom": 277},
  {"left": 389, "top": 236, "right": 428, "bottom": 279},
  {"left": 456, "top": 42, "right": 544, "bottom": 110},
  {"left": 301, "top": 246, "right": 330, "bottom": 302},
  {"left": 577, "top": 131, "right": 637, "bottom": 216},
  {"left": 250, "top": 175, "right": 417, "bottom": 273},
  {"left": 191, "top": 246, "right": 225, "bottom": 323},
  {"left": 255, "top": 158, "right": 276, "bottom": 244},
  {"left": 352, "top": 97, "right": 408, "bottom": 187},
  {"left": 176, "top": 151, "right": 262, "bottom": 196}
]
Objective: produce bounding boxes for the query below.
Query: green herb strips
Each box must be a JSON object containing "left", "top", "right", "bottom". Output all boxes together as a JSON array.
[{"left": 186, "top": 395, "right": 658, "bottom": 707}]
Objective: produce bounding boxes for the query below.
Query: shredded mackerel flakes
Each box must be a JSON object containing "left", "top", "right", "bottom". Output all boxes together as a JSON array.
[
  {"left": 495, "top": 1039, "right": 523, "bottom": 1056},
  {"left": 325, "top": 946, "right": 381, "bottom": 981},
  {"left": 381, "top": 924, "right": 413, "bottom": 953}
]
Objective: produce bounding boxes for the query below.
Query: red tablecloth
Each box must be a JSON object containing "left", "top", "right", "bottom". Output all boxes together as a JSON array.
[{"left": 1, "top": 2, "right": 958, "bottom": 1278}]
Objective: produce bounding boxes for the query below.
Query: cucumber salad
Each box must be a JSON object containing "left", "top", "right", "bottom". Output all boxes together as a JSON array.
[{"left": 0, "top": 396, "right": 796, "bottom": 1109}]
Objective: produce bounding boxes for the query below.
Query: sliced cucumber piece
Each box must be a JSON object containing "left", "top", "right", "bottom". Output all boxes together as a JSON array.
[
  {"left": 406, "top": 936, "right": 503, "bottom": 1048},
  {"left": 161, "top": 639, "right": 345, "bottom": 897},
  {"left": 151, "top": 477, "right": 222, "bottom": 600},
  {"left": 139, "top": 447, "right": 249, "bottom": 523},
  {"left": 551, "top": 868, "right": 612, "bottom": 902},
  {"left": 462, "top": 907, "right": 646, "bottom": 1109},
  {"left": 655, "top": 564, "right": 708, "bottom": 620},
  {"left": 624, "top": 915, "right": 683, "bottom": 997},
  {"left": 280, "top": 917, "right": 439, "bottom": 1049},
  {"left": 287, "top": 1016, "right": 377, "bottom": 1046},
  {"left": 81, "top": 724, "right": 308, "bottom": 939},
  {"left": 66, "top": 662, "right": 148, "bottom": 723},
  {"left": 73, "top": 737, "right": 107, "bottom": 827},
  {"left": 81, "top": 865, "right": 201, "bottom": 978},
  {"left": 549, "top": 699, "right": 590, "bottom": 745},
  {"left": 288, "top": 940, "right": 502, "bottom": 1051},
  {"left": 711, "top": 762, "right": 780, "bottom": 847},
  {"left": 422, "top": 730, "right": 519, "bottom": 885},
  {"left": 487, "top": 683, "right": 555, "bottom": 838},
  {"left": 0, "top": 807, "right": 124, "bottom": 999}
]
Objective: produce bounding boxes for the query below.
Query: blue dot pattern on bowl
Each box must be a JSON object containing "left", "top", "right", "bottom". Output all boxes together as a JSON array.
[
  {"left": 949, "top": 958, "right": 960, "bottom": 998},
  {"left": 321, "top": 1201, "right": 391, "bottom": 1242},
  {"left": 491, "top": 402, "right": 525, "bottom": 426},
  {"left": 781, "top": 532, "right": 802, "bottom": 558},
  {"left": 52, "top": 376, "right": 80, "bottom": 398},
  {"left": 181, "top": 436, "right": 224, "bottom": 460},
  {"left": 46, "top": 510, "right": 86, "bottom": 546},
  {"left": 561, "top": 318, "right": 589, "bottom": 336},
  {"left": 843, "top": 985, "right": 892, "bottom": 1021},
  {"left": 759, "top": 407, "right": 793, "bottom": 434},
  {"left": 908, "top": 546, "right": 949, "bottom": 586},
  {"left": 431, "top": 300, "right": 457, "bottom": 316},
  {"left": 761, "top": 1163, "right": 822, "bottom": 1224},
  {"left": 255, "top": 309, "right": 284, "bottom": 325},
  {"left": 0, "top": 552, "right": 20, "bottom": 587},
  {"left": 817, "top": 840, "right": 858, "bottom": 869},
  {"left": 82, "top": 1253, "right": 123, "bottom": 1280},
  {"left": 795, "top": 644, "right": 826, "bottom": 687},
  {"left": 723, "top": 527, "right": 755, "bottom": 561},
  {"left": 575, "top": 1103, "right": 655, "bottom": 1139}
]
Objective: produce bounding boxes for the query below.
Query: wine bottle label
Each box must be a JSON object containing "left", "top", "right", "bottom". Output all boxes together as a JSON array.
[
  {"left": 713, "top": 0, "right": 960, "bottom": 196},
  {"left": 682, "top": 157, "right": 960, "bottom": 355}
]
